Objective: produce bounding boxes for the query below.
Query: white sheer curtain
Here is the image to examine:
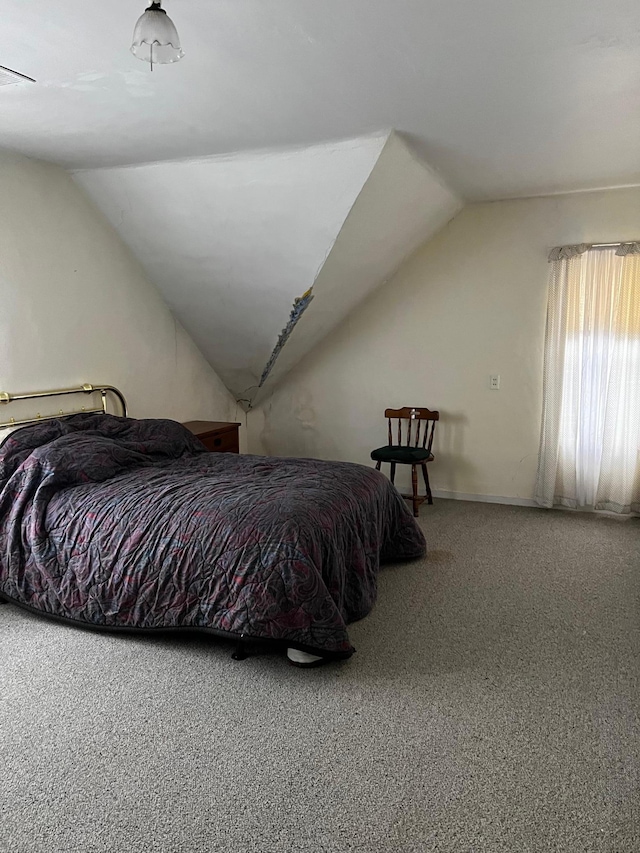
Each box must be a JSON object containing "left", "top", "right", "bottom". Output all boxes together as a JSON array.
[{"left": 535, "top": 244, "right": 640, "bottom": 513}]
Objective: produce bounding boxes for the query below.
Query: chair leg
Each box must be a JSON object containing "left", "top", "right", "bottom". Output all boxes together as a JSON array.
[
  {"left": 390, "top": 462, "right": 396, "bottom": 484},
  {"left": 411, "top": 465, "right": 419, "bottom": 517},
  {"left": 375, "top": 461, "right": 381, "bottom": 471},
  {"left": 421, "top": 463, "right": 433, "bottom": 505}
]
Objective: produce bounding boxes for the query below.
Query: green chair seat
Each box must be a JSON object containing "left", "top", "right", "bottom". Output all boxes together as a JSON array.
[{"left": 371, "top": 445, "right": 434, "bottom": 464}]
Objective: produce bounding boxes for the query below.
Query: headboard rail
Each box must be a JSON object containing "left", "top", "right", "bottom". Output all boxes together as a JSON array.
[{"left": 0, "top": 384, "right": 127, "bottom": 430}]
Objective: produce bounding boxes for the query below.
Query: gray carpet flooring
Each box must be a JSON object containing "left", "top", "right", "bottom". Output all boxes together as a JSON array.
[{"left": 1, "top": 499, "right": 638, "bottom": 853}]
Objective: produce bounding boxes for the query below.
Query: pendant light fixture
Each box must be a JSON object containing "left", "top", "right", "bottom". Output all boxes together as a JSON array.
[{"left": 131, "top": 1, "right": 184, "bottom": 70}]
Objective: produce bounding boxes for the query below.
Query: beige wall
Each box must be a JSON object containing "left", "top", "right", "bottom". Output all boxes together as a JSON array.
[
  {"left": 0, "top": 149, "right": 236, "bottom": 432},
  {"left": 248, "top": 187, "right": 640, "bottom": 503}
]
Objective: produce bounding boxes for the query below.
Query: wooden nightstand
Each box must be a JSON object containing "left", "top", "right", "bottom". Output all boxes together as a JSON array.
[{"left": 182, "top": 421, "right": 241, "bottom": 453}]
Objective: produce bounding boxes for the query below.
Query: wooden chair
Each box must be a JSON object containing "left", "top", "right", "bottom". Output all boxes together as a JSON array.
[{"left": 371, "top": 407, "right": 439, "bottom": 517}]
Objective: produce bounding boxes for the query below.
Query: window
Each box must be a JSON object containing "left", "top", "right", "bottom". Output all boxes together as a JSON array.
[{"left": 535, "top": 244, "right": 640, "bottom": 513}]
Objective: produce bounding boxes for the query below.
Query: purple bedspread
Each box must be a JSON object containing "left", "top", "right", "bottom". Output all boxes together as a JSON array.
[{"left": 0, "top": 415, "right": 425, "bottom": 658}]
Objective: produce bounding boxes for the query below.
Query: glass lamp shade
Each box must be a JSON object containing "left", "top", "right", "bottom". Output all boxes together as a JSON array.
[{"left": 131, "top": 1, "right": 184, "bottom": 66}]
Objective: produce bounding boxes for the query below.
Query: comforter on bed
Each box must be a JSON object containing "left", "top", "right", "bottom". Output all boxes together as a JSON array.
[{"left": 0, "top": 415, "right": 425, "bottom": 658}]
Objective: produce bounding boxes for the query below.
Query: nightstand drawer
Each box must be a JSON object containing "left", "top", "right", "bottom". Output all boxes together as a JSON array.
[
  {"left": 182, "top": 421, "right": 241, "bottom": 454},
  {"left": 200, "top": 431, "right": 239, "bottom": 453}
]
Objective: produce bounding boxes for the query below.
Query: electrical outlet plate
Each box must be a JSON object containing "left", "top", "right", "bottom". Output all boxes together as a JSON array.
[{"left": 489, "top": 374, "right": 500, "bottom": 390}]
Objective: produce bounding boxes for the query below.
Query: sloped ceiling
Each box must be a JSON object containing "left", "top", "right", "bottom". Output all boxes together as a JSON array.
[
  {"left": 74, "top": 134, "right": 388, "bottom": 399},
  {"left": 255, "top": 132, "right": 463, "bottom": 402},
  {"left": 75, "top": 132, "right": 461, "bottom": 404},
  {"left": 1, "top": 0, "right": 640, "bottom": 200},
  {"left": 6, "top": 0, "right": 633, "bottom": 408}
]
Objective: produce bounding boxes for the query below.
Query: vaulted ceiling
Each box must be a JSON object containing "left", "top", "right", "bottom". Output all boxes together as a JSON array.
[
  {"left": 1, "top": 1, "right": 639, "bottom": 404},
  {"left": 1, "top": 0, "right": 639, "bottom": 200},
  {"left": 74, "top": 134, "right": 390, "bottom": 400},
  {"left": 75, "top": 132, "right": 461, "bottom": 403}
]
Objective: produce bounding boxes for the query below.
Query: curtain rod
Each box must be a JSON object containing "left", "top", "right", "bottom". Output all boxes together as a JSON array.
[
  {"left": 549, "top": 241, "right": 640, "bottom": 261},
  {"left": 590, "top": 242, "right": 640, "bottom": 248}
]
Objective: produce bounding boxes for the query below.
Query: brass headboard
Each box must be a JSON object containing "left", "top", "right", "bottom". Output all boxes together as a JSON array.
[{"left": 0, "top": 384, "right": 127, "bottom": 430}]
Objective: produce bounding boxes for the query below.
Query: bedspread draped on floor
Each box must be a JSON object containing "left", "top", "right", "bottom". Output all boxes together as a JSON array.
[{"left": 0, "top": 414, "right": 425, "bottom": 657}]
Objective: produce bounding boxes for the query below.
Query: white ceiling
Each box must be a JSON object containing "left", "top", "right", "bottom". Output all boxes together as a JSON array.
[
  {"left": 257, "top": 132, "right": 462, "bottom": 401},
  {"left": 1, "top": 0, "right": 640, "bottom": 200},
  {"left": 75, "top": 132, "right": 461, "bottom": 402},
  {"left": 75, "top": 134, "right": 388, "bottom": 397}
]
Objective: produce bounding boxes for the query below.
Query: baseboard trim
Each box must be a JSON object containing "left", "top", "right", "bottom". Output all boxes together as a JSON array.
[{"left": 431, "top": 490, "right": 537, "bottom": 508}]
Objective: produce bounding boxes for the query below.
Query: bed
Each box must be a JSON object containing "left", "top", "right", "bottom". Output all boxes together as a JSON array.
[{"left": 0, "top": 387, "right": 426, "bottom": 664}]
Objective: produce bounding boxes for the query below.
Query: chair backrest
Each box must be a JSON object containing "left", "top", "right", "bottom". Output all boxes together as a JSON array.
[{"left": 384, "top": 407, "right": 439, "bottom": 451}]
